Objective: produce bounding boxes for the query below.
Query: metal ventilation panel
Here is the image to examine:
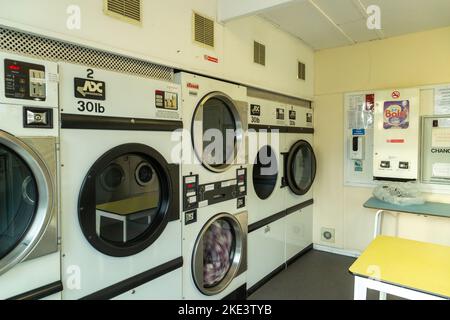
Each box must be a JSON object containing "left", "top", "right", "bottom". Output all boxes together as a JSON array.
[
  {"left": 104, "top": 0, "right": 142, "bottom": 25},
  {"left": 0, "top": 27, "right": 174, "bottom": 82},
  {"left": 254, "top": 41, "right": 266, "bottom": 66},
  {"left": 193, "top": 12, "right": 215, "bottom": 48},
  {"left": 298, "top": 61, "right": 306, "bottom": 80}
]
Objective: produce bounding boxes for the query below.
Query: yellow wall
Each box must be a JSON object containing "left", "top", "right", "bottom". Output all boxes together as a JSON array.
[{"left": 314, "top": 26, "right": 450, "bottom": 252}]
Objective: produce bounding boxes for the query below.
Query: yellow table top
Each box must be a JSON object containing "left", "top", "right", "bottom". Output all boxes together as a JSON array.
[
  {"left": 96, "top": 194, "right": 159, "bottom": 216},
  {"left": 349, "top": 236, "right": 450, "bottom": 298}
]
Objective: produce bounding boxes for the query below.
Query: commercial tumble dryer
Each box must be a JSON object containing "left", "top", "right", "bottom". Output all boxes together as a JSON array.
[
  {"left": 246, "top": 92, "right": 287, "bottom": 292},
  {"left": 59, "top": 63, "right": 183, "bottom": 300},
  {"left": 282, "top": 103, "right": 316, "bottom": 262},
  {"left": 175, "top": 72, "right": 248, "bottom": 299},
  {"left": 0, "top": 52, "right": 61, "bottom": 299}
]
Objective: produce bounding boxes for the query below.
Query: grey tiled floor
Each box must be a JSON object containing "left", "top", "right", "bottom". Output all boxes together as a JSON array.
[{"left": 249, "top": 250, "right": 399, "bottom": 300}]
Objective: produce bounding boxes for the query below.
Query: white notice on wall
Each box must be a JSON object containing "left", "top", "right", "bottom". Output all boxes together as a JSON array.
[
  {"left": 431, "top": 128, "right": 450, "bottom": 147},
  {"left": 432, "top": 163, "right": 450, "bottom": 179},
  {"left": 435, "top": 85, "right": 450, "bottom": 115}
]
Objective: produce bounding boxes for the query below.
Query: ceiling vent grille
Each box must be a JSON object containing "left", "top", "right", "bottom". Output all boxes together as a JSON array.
[
  {"left": 298, "top": 61, "right": 306, "bottom": 80},
  {"left": 254, "top": 41, "right": 266, "bottom": 66},
  {"left": 193, "top": 12, "right": 215, "bottom": 48},
  {"left": 104, "top": 0, "right": 142, "bottom": 25}
]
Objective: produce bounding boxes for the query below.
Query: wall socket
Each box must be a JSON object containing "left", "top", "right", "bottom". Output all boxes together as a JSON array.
[{"left": 321, "top": 227, "right": 335, "bottom": 243}]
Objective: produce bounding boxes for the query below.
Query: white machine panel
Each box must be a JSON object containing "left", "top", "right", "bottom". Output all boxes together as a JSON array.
[
  {"left": 373, "top": 88, "right": 420, "bottom": 180},
  {"left": 248, "top": 97, "right": 287, "bottom": 128},
  {"left": 59, "top": 63, "right": 181, "bottom": 120},
  {"left": 248, "top": 218, "right": 285, "bottom": 289}
]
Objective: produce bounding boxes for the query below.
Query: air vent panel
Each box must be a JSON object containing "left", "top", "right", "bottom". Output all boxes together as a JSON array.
[
  {"left": 104, "top": 0, "right": 141, "bottom": 25},
  {"left": 193, "top": 12, "right": 215, "bottom": 48},
  {"left": 298, "top": 61, "right": 306, "bottom": 80},
  {"left": 0, "top": 27, "right": 173, "bottom": 82},
  {"left": 254, "top": 41, "right": 266, "bottom": 66}
]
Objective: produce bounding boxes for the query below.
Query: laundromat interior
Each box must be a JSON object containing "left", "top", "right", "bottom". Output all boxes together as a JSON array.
[{"left": 1, "top": 0, "right": 450, "bottom": 303}]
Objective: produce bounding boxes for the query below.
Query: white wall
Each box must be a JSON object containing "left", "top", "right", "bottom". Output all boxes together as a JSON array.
[{"left": 0, "top": 0, "right": 313, "bottom": 99}]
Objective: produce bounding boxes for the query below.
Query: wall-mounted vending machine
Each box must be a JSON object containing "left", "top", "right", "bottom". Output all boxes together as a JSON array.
[
  {"left": 373, "top": 88, "right": 420, "bottom": 181},
  {"left": 421, "top": 116, "right": 450, "bottom": 184}
]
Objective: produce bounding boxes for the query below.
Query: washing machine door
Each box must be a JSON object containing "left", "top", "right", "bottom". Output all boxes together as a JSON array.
[
  {"left": 252, "top": 145, "right": 278, "bottom": 200},
  {"left": 0, "top": 131, "right": 54, "bottom": 275},
  {"left": 191, "top": 92, "right": 245, "bottom": 173},
  {"left": 285, "top": 140, "right": 317, "bottom": 196},
  {"left": 78, "top": 143, "right": 179, "bottom": 257},
  {"left": 192, "top": 212, "right": 247, "bottom": 296}
]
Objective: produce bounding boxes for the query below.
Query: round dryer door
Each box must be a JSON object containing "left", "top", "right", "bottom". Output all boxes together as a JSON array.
[
  {"left": 285, "top": 140, "right": 317, "bottom": 196},
  {"left": 191, "top": 92, "right": 244, "bottom": 173},
  {"left": 192, "top": 213, "right": 246, "bottom": 296},
  {"left": 78, "top": 143, "right": 179, "bottom": 257},
  {"left": 0, "top": 132, "right": 54, "bottom": 275},
  {"left": 252, "top": 145, "right": 278, "bottom": 200}
]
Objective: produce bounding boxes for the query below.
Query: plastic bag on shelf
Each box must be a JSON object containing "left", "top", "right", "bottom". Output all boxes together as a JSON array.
[{"left": 373, "top": 182, "right": 425, "bottom": 206}]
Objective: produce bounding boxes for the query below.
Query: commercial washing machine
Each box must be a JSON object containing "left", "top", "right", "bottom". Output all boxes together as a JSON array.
[
  {"left": 59, "top": 63, "right": 183, "bottom": 300},
  {"left": 246, "top": 93, "right": 287, "bottom": 291},
  {"left": 0, "top": 52, "right": 61, "bottom": 300},
  {"left": 282, "top": 103, "right": 316, "bottom": 262},
  {"left": 176, "top": 72, "right": 248, "bottom": 299}
]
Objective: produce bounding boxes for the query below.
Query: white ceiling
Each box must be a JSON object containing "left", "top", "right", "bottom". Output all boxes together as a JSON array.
[{"left": 260, "top": 0, "right": 450, "bottom": 50}]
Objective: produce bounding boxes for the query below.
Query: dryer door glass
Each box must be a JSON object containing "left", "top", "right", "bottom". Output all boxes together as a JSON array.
[
  {"left": 193, "top": 213, "right": 245, "bottom": 296},
  {"left": 203, "top": 218, "right": 235, "bottom": 288},
  {"left": 79, "top": 144, "right": 179, "bottom": 257},
  {"left": 0, "top": 145, "right": 38, "bottom": 260},
  {"left": 94, "top": 154, "right": 161, "bottom": 244},
  {"left": 192, "top": 93, "right": 244, "bottom": 173},
  {"left": 252, "top": 145, "right": 278, "bottom": 200},
  {"left": 286, "top": 140, "right": 316, "bottom": 196}
]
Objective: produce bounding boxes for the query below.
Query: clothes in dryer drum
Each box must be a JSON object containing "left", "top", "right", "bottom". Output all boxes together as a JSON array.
[{"left": 192, "top": 212, "right": 247, "bottom": 296}]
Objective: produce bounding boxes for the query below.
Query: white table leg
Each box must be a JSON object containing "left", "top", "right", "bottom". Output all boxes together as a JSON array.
[
  {"left": 123, "top": 218, "right": 127, "bottom": 243},
  {"left": 379, "top": 292, "right": 387, "bottom": 300},
  {"left": 374, "top": 210, "right": 384, "bottom": 239},
  {"left": 354, "top": 276, "right": 368, "bottom": 300},
  {"left": 96, "top": 213, "right": 101, "bottom": 236}
]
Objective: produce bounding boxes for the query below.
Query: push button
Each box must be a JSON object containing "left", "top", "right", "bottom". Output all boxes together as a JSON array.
[
  {"left": 399, "top": 162, "right": 409, "bottom": 169},
  {"left": 380, "top": 161, "right": 391, "bottom": 169},
  {"left": 23, "top": 107, "right": 53, "bottom": 129}
]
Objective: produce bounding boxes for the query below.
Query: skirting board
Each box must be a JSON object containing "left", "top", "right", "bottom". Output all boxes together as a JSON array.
[{"left": 313, "top": 244, "right": 361, "bottom": 258}]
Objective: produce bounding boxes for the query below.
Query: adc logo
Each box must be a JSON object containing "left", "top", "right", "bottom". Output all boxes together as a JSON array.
[
  {"left": 289, "top": 110, "right": 296, "bottom": 120},
  {"left": 74, "top": 78, "right": 106, "bottom": 100},
  {"left": 250, "top": 104, "right": 261, "bottom": 116}
]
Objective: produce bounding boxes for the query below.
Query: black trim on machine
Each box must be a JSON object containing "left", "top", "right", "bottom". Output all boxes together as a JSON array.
[
  {"left": 285, "top": 199, "right": 314, "bottom": 216},
  {"left": 80, "top": 257, "right": 183, "bottom": 300},
  {"left": 287, "top": 127, "right": 314, "bottom": 134},
  {"left": 8, "top": 281, "right": 63, "bottom": 300},
  {"left": 373, "top": 177, "right": 417, "bottom": 183},
  {"left": 248, "top": 123, "right": 288, "bottom": 133},
  {"left": 222, "top": 284, "right": 247, "bottom": 300},
  {"left": 247, "top": 244, "right": 313, "bottom": 297},
  {"left": 61, "top": 114, "right": 183, "bottom": 131},
  {"left": 248, "top": 210, "right": 286, "bottom": 233}
]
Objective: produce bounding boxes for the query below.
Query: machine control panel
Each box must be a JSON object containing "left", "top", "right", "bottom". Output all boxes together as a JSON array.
[
  {"left": 183, "top": 175, "right": 199, "bottom": 211},
  {"left": 4, "top": 59, "right": 46, "bottom": 101},
  {"left": 182, "top": 168, "right": 247, "bottom": 211}
]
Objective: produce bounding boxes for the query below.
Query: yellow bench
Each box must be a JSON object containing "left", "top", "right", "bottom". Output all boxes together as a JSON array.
[{"left": 349, "top": 236, "right": 450, "bottom": 300}]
